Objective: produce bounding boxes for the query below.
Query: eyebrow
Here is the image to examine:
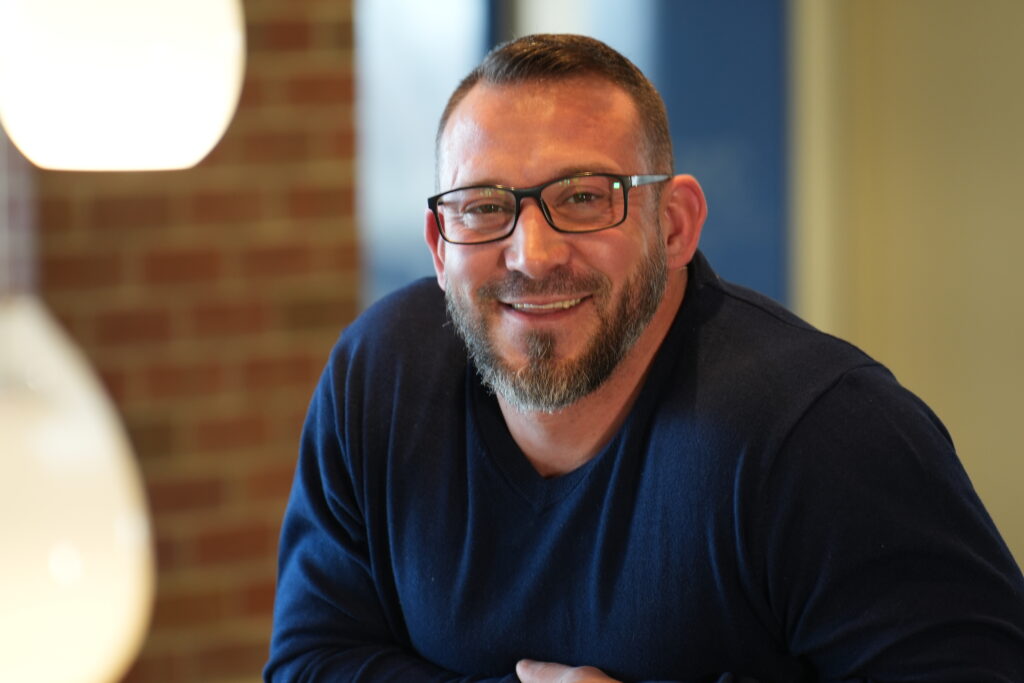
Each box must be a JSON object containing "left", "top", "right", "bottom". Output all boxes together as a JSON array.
[{"left": 454, "top": 166, "right": 622, "bottom": 190}]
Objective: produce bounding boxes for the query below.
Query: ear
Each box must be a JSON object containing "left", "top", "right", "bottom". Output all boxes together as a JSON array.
[
  {"left": 660, "top": 174, "right": 707, "bottom": 270},
  {"left": 424, "top": 208, "right": 448, "bottom": 290}
]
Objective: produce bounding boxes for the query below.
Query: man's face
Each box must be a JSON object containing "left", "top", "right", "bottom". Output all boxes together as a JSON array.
[{"left": 429, "top": 78, "right": 670, "bottom": 413}]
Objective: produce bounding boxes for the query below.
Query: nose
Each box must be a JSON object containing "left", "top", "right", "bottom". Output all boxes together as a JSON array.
[{"left": 503, "top": 198, "right": 571, "bottom": 278}]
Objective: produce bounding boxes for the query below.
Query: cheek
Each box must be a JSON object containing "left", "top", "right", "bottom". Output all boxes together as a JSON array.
[
  {"left": 446, "top": 248, "right": 500, "bottom": 292},
  {"left": 443, "top": 259, "right": 471, "bottom": 297},
  {"left": 581, "top": 234, "right": 646, "bottom": 279}
]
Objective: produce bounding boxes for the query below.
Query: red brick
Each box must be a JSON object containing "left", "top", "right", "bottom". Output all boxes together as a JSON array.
[
  {"left": 199, "top": 133, "right": 241, "bottom": 167},
  {"left": 152, "top": 587, "right": 230, "bottom": 629},
  {"left": 37, "top": 197, "right": 74, "bottom": 232},
  {"left": 192, "top": 300, "right": 269, "bottom": 337},
  {"left": 286, "top": 73, "right": 353, "bottom": 105},
  {"left": 282, "top": 294, "right": 357, "bottom": 331},
  {"left": 329, "top": 127, "right": 355, "bottom": 158},
  {"left": 243, "top": 131, "right": 308, "bottom": 163},
  {"left": 192, "top": 519, "right": 277, "bottom": 565},
  {"left": 237, "top": 75, "right": 266, "bottom": 108},
  {"left": 245, "top": 460, "right": 297, "bottom": 502},
  {"left": 284, "top": 409, "right": 309, "bottom": 441},
  {"left": 322, "top": 18, "right": 353, "bottom": 51},
  {"left": 50, "top": 310, "right": 91, "bottom": 346},
  {"left": 124, "top": 414, "right": 180, "bottom": 459},
  {"left": 287, "top": 185, "right": 353, "bottom": 219},
  {"left": 143, "top": 248, "right": 223, "bottom": 285},
  {"left": 195, "top": 639, "right": 271, "bottom": 681},
  {"left": 153, "top": 533, "right": 186, "bottom": 574},
  {"left": 88, "top": 195, "right": 171, "bottom": 230},
  {"left": 41, "top": 253, "right": 122, "bottom": 290},
  {"left": 96, "top": 366, "right": 130, "bottom": 404},
  {"left": 240, "top": 576, "right": 278, "bottom": 617},
  {"left": 249, "top": 19, "right": 312, "bottom": 51},
  {"left": 322, "top": 243, "right": 358, "bottom": 271},
  {"left": 196, "top": 413, "right": 269, "bottom": 451},
  {"left": 142, "top": 360, "right": 226, "bottom": 398},
  {"left": 243, "top": 353, "right": 317, "bottom": 390},
  {"left": 241, "top": 244, "right": 312, "bottom": 277},
  {"left": 189, "top": 189, "right": 263, "bottom": 223},
  {"left": 96, "top": 308, "right": 172, "bottom": 345},
  {"left": 147, "top": 475, "right": 226, "bottom": 515},
  {"left": 120, "top": 650, "right": 189, "bottom": 683}
]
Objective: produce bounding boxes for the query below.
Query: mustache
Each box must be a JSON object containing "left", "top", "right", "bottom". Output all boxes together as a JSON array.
[{"left": 476, "top": 267, "right": 609, "bottom": 300}]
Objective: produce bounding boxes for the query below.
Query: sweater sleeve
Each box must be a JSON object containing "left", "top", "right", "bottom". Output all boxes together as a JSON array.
[
  {"left": 755, "top": 365, "right": 1024, "bottom": 681},
  {"left": 263, "top": 361, "right": 517, "bottom": 683}
]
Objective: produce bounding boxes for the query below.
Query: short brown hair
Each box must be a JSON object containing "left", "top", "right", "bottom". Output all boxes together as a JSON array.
[{"left": 436, "top": 34, "right": 674, "bottom": 177}]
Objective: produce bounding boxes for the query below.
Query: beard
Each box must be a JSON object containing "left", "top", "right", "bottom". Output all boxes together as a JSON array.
[{"left": 445, "top": 239, "right": 668, "bottom": 414}]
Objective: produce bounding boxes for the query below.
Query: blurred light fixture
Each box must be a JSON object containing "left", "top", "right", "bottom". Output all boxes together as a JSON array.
[
  {"left": 0, "top": 1, "right": 247, "bottom": 680},
  {"left": 0, "top": 296, "right": 154, "bottom": 683},
  {"left": 0, "top": 0, "right": 246, "bottom": 170}
]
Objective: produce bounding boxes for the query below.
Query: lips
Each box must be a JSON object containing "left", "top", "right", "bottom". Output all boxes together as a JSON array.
[
  {"left": 480, "top": 268, "right": 606, "bottom": 315},
  {"left": 507, "top": 298, "right": 584, "bottom": 312}
]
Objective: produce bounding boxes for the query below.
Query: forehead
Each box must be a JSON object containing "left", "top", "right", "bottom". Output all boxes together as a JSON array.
[{"left": 438, "top": 77, "right": 645, "bottom": 188}]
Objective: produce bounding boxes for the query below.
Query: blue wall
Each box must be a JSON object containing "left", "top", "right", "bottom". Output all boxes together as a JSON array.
[
  {"left": 477, "top": 0, "right": 789, "bottom": 303},
  {"left": 652, "top": 1, "right": 788, "bottom": 303}
]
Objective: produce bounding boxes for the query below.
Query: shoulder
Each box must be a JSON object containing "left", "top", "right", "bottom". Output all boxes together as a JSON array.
[
  {"left": 338, "top": 277, "right": 449, "bottom": 349},
  {"left": 693, "top": 256, "right": 874, "bottom": 380},
  {"left": 307, "top": 278, "right": 467, "bottom": 429},
  {"left": 328, "top": 277, "right": 463, "bottom": 374},
  {"left": 752, "top": 362, "right": 1024, "bottom": 678},
  {"left": 305, "top": 277, "right": 468, "bottom": 470},
  {"left": 656, "top": 254, "right": 952, "bottom": 465},
  {"left": 672, "top": 255, "right": 880, "bottom": 430}
]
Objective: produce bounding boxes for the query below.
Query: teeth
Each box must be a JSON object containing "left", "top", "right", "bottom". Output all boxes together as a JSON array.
[{"left": 510, "top": 298, "right": 582, "bottom": 311}]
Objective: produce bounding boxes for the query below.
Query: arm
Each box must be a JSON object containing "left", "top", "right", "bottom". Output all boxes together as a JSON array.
[
  {"left": 755, "top": 367, "right": 1024, "bottom": 680},
  {"left": 264, "top": 363, "right": 516, "bottom": 683}
]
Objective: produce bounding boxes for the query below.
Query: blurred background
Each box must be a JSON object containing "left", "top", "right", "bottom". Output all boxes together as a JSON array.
[{"left": 1, "top": 0, "right": 1020, "bottom": 680}]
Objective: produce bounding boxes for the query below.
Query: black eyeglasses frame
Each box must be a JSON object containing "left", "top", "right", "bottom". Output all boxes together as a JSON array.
[{"left": 426, "top": 172, "right": 671, "bottom": 245}]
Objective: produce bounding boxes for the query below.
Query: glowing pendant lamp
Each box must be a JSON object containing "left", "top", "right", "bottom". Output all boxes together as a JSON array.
[
  {"left": 1, "top": 128, "right": 154, "bottom": 683},
  {"left": 0, "top": 0, "right": 246, "bottom": 679},
  {"left": 0, "top": 0, "right": 246, "bottom": 170},
  {"left": 0, "top": 295, "right": 155, "bottom": 683}
]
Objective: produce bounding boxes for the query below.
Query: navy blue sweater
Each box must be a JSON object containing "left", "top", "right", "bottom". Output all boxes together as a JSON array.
[{"left": 266, "top": 252, "right": 1024, "bottom": 682}]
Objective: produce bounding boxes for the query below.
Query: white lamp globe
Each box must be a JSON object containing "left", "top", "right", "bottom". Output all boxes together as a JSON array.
[
  {"left": 0, "top": 0, "right": 246, "bottom": 171},
  {"left": 0, "top": 297, "right": 155, "bottom": 683}
]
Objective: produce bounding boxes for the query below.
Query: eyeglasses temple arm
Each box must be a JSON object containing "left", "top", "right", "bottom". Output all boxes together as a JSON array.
[{"left": 628, "top": 174, "right": 672, "bottom": 188}]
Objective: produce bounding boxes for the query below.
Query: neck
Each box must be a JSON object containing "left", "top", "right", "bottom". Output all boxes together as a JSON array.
[{"left": 498, "top": 269, "right": 687, "bottom": 477}]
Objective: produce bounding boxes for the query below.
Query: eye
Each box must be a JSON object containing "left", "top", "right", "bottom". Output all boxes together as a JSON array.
[
  {"left": 564, "top": 191, "right": 603, "bottom": 205},
  {"left": 465, "top": 202, "right": 512, "bottom": 215},
  {"left": 546, "top": 176, "right": 614, "bottom": 209}
]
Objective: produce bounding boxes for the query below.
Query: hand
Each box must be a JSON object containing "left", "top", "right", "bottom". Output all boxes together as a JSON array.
[{"left": 515, "top": 659, "right": 621, "bottom": 683}]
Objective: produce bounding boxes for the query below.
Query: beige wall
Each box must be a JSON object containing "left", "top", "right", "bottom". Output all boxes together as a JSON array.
[{"left": 793, "top": 0, "right": 1024, "bottom": 563}]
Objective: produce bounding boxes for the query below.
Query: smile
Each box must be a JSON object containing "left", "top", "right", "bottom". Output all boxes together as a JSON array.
[{"left": 507, "top": 298, "right": 584, "bottom": 312}]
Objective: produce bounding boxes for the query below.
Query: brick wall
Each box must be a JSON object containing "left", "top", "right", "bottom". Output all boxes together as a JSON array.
[{"left": 33, "top": 1, "right": 357, "bottom": 680}]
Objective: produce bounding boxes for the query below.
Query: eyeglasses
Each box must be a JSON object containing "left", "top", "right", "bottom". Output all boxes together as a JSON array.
[{"left": 427, "top": 172, "right": 670, "bottom": 245}]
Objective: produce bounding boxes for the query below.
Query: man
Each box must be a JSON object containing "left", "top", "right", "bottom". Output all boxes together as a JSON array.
[{"left": 265, "top": 34, "right": 1024, "bottom": 682}]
